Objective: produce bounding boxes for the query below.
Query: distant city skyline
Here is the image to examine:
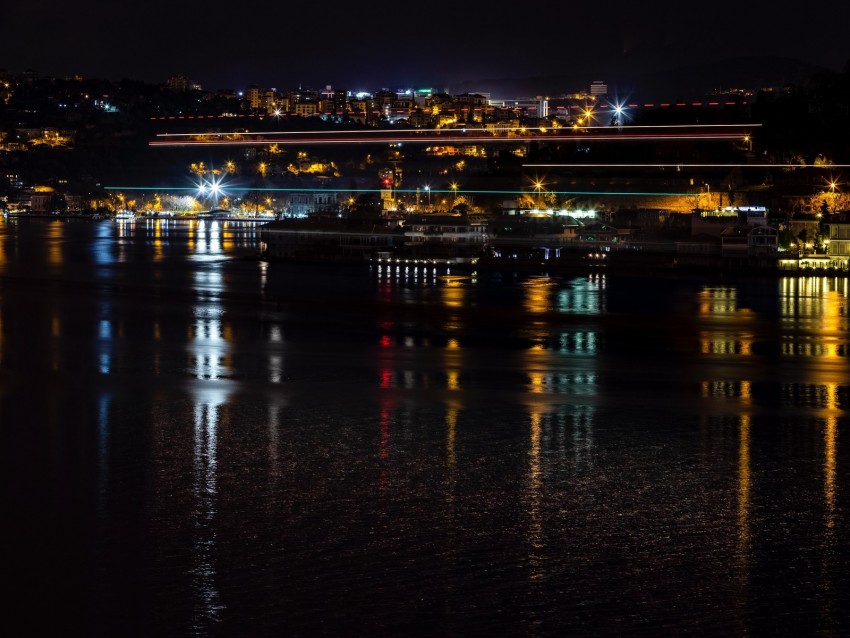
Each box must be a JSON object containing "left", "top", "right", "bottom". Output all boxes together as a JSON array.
[{"left": 3, "top": 1, "right": 848, "bottom": 92}]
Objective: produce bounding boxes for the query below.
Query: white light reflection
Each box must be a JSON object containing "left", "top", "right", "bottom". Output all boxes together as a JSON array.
[
  {"left": 374, "top": 262, "right": 441, "bottom": 289},
  {"left": 92, "top": 220, "right": 115, "bottom": 268},
  {"left": 567, "top": 405, "right": 595, "bottom": 465},
  {"left": 98, "top": 317, "right": 112, "bottom": 374},
  {"left": 269, "top": 354, "right": 283, "bottom": 383},
  {"left": 556, "top": 276, "right": 604, "bottom": 314},
  {"left": 191, "top": 261, "right": 230, "bottom": 382},
  {"left": 191, "top": 220, "right": 223, "bottom": 259},
  {"left": 259, "top": 260, "right": 268, "bottom": 295},
  {"left": 266, "top": 321, "right": 286, "bottom": 383},
  {"left": 267, "top": 402, "right": 284, "bottom": 477},
  {"left": 97, "top": 392, "right": 110, "bottom": 518},
  {"left": 191, "top": 313, "right": 227, "bottom": 380},
  {"left": 190, "top": 383, "right": 229, "bottom": 629}
]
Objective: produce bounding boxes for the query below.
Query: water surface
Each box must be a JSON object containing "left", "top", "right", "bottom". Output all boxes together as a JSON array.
[{"left": 2, "top": 218, "right": 849, "bottom": 636}]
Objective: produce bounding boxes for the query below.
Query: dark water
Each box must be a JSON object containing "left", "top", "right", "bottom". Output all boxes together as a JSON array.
[{"left": 2, "top": 218, "right": 850, "bottom": 636}]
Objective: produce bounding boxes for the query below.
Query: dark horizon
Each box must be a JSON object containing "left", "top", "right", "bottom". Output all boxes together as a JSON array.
[{"left": 3, "top": 1, "right": 849, "bottom": 92}]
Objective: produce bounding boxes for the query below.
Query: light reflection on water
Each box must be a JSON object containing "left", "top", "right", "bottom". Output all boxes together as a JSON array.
[
  {"left": 191, "top": 386, "right": 228, "bottom": 631},
  {"left": 4, "top": 220, "right": 850, "bottom": 635}
]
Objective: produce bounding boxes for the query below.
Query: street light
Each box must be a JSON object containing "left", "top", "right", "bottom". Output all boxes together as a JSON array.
[
  {"left": 532, "top": 180, "right": 544, "bottom": 208},
  {"left": 611, "top": 103, "right": 626, "bottom": 130}
]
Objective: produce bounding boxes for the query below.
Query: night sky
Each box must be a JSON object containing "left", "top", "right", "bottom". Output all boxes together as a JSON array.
[{"left": 2, "top": 1, "right": 848, "bottom": 91}]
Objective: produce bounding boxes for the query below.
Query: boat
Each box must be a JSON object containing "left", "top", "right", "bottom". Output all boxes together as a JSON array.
[{"left": 114, "top": 210, "right": 136, "bottom": 220}]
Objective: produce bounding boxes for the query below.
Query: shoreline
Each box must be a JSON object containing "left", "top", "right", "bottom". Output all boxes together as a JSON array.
[{"left": 253, "top": 253, "right": 850, "bottom": 281}]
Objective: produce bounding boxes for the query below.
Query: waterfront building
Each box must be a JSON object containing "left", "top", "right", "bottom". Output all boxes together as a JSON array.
[
  {"left": 259, "top": 219, "right": 402, "bottom": 261},
  {"left": 403, "top": 215, "right": 488, "bottom": 253},
  {"left": 284, "top": 191, "right": 340, "bottom": 218},
  {"left": 827, "top": 213, "right": 850, "bottom": 265},
  {"left": 575, "top": 221, "right": 622, "bottom": 244},
  {"left": 718, "top": 222, "right": 779, "bottom": 259}
]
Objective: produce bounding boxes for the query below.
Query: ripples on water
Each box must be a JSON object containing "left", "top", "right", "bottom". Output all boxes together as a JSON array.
[{"left": 1, "top": 219, "right": 850, "bottom": 636}]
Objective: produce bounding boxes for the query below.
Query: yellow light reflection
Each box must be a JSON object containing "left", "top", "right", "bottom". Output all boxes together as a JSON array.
[
  {"left": 153, "top": 219, "right": 163, "bottom": 262},
  {"left": 529, "top": 371, "right": 545, "bottom": 394},
  {"left": 522, "top": 276, "right": 554, "bottom": 314},
  {"left": 440, "top": 277, "right": 467, "bottom": 333},
  {"left": 740, "top": 380, "right": 751, "bottom": 408},
  {"left": 528, "top": 409, "right": 544, "bottom": 582},
  {"left": 822, "top": 291, "right": 843, "bottom": 359},
  {"left": 47, "top": 222, "right": 63, "bottom": 266},
  {"left": 824, "top": 415, "right": 837, "bottom": 532},
  {"left": 51, "top": 307, "right": 62, "bottom": 372},
  {"left": 447, "top": 370, "right": 460, "bottom": 391},
  {"left": 441, "top": 279, "right": 465, "bottom": 308},
  {"left": 222, "top": 227, "right": 234, "bottom": 252},
  {"left": 446, "top": 401, "right": 459, "bottom": 475},
  {"left": 697, "top": 286, "right": 755, "bottom": 355},
  {"left": 737, "top": 414, "right": 751, "bottom": 558}
]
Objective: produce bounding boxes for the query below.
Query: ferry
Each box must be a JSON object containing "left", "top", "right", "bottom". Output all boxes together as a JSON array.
[{"left": 114, "top": 210, "right": 136, "bottom": 220}]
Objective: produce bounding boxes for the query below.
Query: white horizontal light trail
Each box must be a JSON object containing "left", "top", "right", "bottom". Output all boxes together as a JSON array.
[
  {"left": 523, "top": 163, "right": 850, "bottom": 169},
  {"left": 150, "top": 133, "right": 749, "bottom": 147},
  {"left": 104, "top": 186, "right": 697, "bottom": 196},
  {"left": 153, "top": 123, "right": 761, "bottom": 138}
]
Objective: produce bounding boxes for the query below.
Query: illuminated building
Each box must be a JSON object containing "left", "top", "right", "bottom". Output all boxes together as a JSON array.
[
  {"left": 246, "top": 85, "right": 261, "bottom": 109},
  {"left": 826, "top": 213, "right": 850, "bottom": 266},
  {"left": 590, "top": 80, "right": 607, "bottom": 97},
  {"left": 403, "top": 215, "right": 488, "bottom": 262},
  {"left": 259, "top": 219, "right": 402, "bottom": 260},
  {"left": 165, "top": 74, "right": 191, "bottom": 92},
  {"left": 293, "top": 102, "right": 317, "bottom": 116}
]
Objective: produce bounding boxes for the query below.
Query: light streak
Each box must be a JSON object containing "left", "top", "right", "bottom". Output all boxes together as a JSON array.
[
  {"left": 150, "top": 132, "right": 749, "bottom": 147},
  {"left": 524, "top": 163, "right": 850, "bottom": 169},
  {"left": 154, "top": 123, "right": 760, "bottom": 138},
  {"left": 147, "top": 101, "right": 750, "bottom": 122},
  {"left": 104, "top": 186, "right": 699, "bottom": 196}
]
